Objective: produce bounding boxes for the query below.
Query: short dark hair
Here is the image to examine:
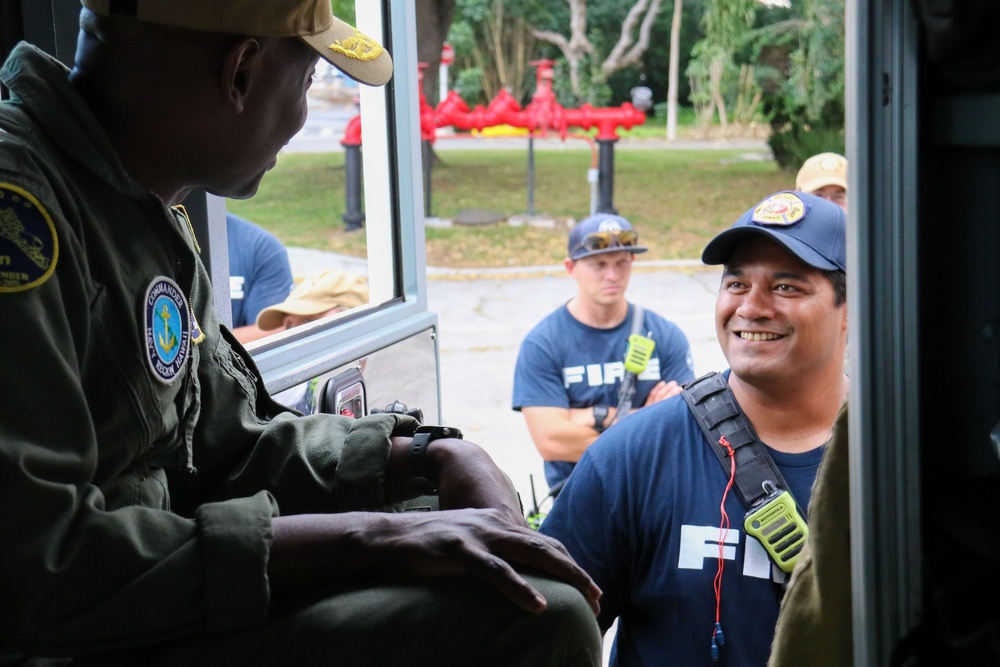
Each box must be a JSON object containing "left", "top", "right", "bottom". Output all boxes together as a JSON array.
[{"left": 824, "top": 270, "right": 847, "bottom": 307}]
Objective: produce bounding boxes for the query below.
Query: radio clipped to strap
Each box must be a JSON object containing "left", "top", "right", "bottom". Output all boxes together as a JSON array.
[
  {"left": 681, "top": 372, "right": 808, "bottom": 573},
  {"left": 614, "top": 305, "right": 655, "bottom": 423}
]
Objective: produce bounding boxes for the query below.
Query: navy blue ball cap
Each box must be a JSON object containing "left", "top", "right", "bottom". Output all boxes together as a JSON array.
[
  {"left": 568, "top": 214, "right": 649, "bottom": 260},
  {"left": 701, "top": 191, "right": 846, "bottom": 271}
]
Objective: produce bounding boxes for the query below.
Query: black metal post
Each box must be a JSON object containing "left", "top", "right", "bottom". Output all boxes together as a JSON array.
[
  {"left": 422, "top": 139, "right": 433, "bottom": 218},
  {"left": 527, "top": 134, "right": 536, "bottom": 216},
  {"left": 596, "top": 138, "right": 619, "bottom": 215},
  {"left": 342, "top": 144, "right": 365, "bottom": 231}
]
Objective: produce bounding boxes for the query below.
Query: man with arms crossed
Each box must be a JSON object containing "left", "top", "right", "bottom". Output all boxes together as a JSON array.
[
  {"left": 0, "top": 1, "right": 601, "bottom": 664},
  {"left": 541, "top": 192, "right": 848, "bottom": 666},
  {"left": 512, "top": 213, "right": 695, "bottom": 493}
]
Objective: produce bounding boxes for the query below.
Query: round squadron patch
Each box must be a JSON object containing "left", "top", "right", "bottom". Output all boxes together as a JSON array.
[
  {"left": 751, "top": 192, "right": 807, "bottom": 226},
  {"left": 0, "top": 183, "right": 59, "bottom": 292},
  {"left": 144, "top": 277, "right": 191, "bottom": 383}
]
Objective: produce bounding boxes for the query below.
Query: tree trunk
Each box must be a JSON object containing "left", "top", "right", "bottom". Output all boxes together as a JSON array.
[
  {"left": 711, "top": 57, "right": 729, "bottom": 136},
  {"left": 414, "top": 0, "right": 457, "bottom": 107},
  {"left": 532, "top": 0, "right": 591, "bottom": 97},
  {"left": 666, "top": 0, "right": 683, "bottom": 141},
  {"left": 601, "top": 0, "right": 664, "bottom": 79}
]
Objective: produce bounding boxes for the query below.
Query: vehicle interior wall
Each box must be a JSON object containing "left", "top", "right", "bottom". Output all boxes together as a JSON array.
[
  {"left": 849, "top": 0, "right": 1000, "bottom": 662},
  {"left": 913, "top": 1, "right": 1000, "bottom": 662}
]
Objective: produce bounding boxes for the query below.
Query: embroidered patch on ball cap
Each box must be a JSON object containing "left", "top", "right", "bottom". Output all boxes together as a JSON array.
[
  {"left": 819, "top": 155, "right": 843, "bottom": 172},
  {"left": 328, "top": 29, "right": 385, "bottom": 62},
  {"left": 750, "top": 192, "right": 807, "bottom": 226},
  {"left": 144, "top": 277, "right": 191, "bottom": 383},
  {"left": 0, "top": 183, "right": 59, "bottom": 292}
]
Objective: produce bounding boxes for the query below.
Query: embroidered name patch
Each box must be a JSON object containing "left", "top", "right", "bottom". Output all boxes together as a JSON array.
[
  {"left": 751, "top": 192, "right": 807, "bottom": 226},
  {"left": 0, "top": 183, "right": 59, "bottom": 292},
  {"left": 328, "top": 29, "right": 384, "bottom": 62},
  {"left": 144, "top": 277, "right": 191, "bottom": 383}
]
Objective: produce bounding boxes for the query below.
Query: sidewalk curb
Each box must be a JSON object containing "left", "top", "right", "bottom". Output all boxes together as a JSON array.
[
  {"left": 286, "top": 247, "right": 716, "bottom": 282},
  {"left": 426, "top": 258, "right": 712, "bottom": 281}
]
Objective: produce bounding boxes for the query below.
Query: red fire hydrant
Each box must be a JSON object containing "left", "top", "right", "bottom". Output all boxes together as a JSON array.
[{"left": 341, "top": 59, "right": 646, "bottom": 226}]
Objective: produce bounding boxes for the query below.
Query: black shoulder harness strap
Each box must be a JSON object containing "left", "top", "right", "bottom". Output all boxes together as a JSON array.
[
  {"left": 612, "top": 304, "right": 646, "bottom": 422},
  {"left": 680, "top": 371, "right": 792, "bottom": 510},
  {"left": 630, "top": 304, "right": 645, "bottom": 339}
]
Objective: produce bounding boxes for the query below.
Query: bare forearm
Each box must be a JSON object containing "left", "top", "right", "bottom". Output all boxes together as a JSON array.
[
  {"left": 267, "top": 509, "right": 602, "bottom": 614},
  {"left": 268, "top": 512, "right": 379, "bottom": 600},
  {"left": 521, "top": 405, "right": 607, "bottom": 462},
  {"left": 530, "top": 408, "right": 601, "bottom": 462}
]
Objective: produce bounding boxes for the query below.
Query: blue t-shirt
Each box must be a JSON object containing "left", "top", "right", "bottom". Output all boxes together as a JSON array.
[
  {"left": 227, "top": 213, "right": 293, "bottom": 328},
  {"left": 540, "top": 383, "right": 824, "bottom": 667},
  {"left": 512, "top": 302, "right": 694, "bottom": 488}
]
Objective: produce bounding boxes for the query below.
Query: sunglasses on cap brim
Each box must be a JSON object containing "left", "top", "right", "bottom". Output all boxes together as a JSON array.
[{"left": 575, "top": 230, "right": 639, "bottom": 254}]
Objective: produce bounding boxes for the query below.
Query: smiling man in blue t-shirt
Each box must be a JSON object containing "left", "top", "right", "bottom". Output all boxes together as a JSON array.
[
  {"left": 512, "top": 214, "right": 695, "bottom": 492},
  {"left": 540, "top": 192, "right": 850, "bottom": 666}
]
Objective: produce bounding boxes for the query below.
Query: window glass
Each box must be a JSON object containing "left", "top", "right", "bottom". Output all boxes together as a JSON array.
[{"left": 225, "top": 0, "right": 397, "bottom": 348}]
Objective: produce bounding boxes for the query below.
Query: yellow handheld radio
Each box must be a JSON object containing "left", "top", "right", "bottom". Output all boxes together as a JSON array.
[
  {"left": 624, "top": 333, "right": 656, "bottom": 374},
  {"left": 743, "top": 481, "right": 809, "bottom": 573}
]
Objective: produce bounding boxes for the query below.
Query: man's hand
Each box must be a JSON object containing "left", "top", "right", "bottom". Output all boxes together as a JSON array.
[
  {"left": 269, "top": 435, "right": 601, "bottom": 614},
  {"left": 644, "top": 380, "right": 682, "bottom": 406},
  {"left": 269, "top": 509, "right": 602, "bottom": 615},
  {"left": 370, "top": 508, "right": 601, "bottom": 614}
]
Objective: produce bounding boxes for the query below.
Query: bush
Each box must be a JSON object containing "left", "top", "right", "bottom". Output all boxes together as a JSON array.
[
  {"left": 767, "top": 123, "right": 845, "bottom": 170},
  {"left": 454, "top": 67, "right": 485, "bottom": 108}
]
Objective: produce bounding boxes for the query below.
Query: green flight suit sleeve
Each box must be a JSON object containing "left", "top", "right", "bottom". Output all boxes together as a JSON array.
[
  {"left": 768, "top": 405, "right": 854, "bottom": 666},
  {"left": 0, "top": 156, "right": 417, "bottom": 657}
]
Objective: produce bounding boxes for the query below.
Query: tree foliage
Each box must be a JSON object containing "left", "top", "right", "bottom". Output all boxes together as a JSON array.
[
  {"left": 768, "top": 0, "right": 845, "bottom": 169},
  {"left": 529, "top": 0, "right": 667, "bottom": 102},
  {"left": 330, "top": 1, "right": 355, "bottom": 23},
  {"left": 759, "top": 0, "right": 846, "bottom": 167},
  {"left": 685, "top": 0, "right": 759, "bottom": 136},
  {"left": 425, "top": 0, "right": 845, "bottom": 158},
  {"left": 448, "top": 0, "right": 552, "bottom": 106}
]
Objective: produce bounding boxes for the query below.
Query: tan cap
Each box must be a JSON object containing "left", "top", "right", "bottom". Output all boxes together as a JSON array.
[
  {"left": 80, "top": 0, "right": 393, "bottom": 86},
  {"left": 795, "top": 152, "right": 848, "bottom": 194},
  {"left": 256, "top": 270, "right": 369, "bottom": 331}
]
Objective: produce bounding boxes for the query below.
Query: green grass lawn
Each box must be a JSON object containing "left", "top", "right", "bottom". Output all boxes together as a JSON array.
[{"left": 227, "top": 144, "right": 792, "bottom": 268}]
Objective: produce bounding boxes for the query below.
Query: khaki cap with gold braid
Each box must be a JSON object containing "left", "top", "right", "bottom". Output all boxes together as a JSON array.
[{"left": 80, "top": 0, "right": 393, "bottom": 86}]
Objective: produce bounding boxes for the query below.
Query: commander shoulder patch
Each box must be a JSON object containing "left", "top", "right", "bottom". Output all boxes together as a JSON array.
[{"left": 0, "top": 183, "right": 59, "bottom": 292}]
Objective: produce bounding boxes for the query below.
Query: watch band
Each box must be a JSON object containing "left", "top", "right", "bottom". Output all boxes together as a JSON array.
[
  {"left": 592, "top": 405, "right": 609, "bottom": 433},
  {"left": 410, "top": 425, "right": 463, "bottom": 494}
]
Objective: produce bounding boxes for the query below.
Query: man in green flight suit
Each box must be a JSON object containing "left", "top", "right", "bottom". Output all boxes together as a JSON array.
[{"left": 0, "top": 1, "right": 602, "bottom": 665}]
